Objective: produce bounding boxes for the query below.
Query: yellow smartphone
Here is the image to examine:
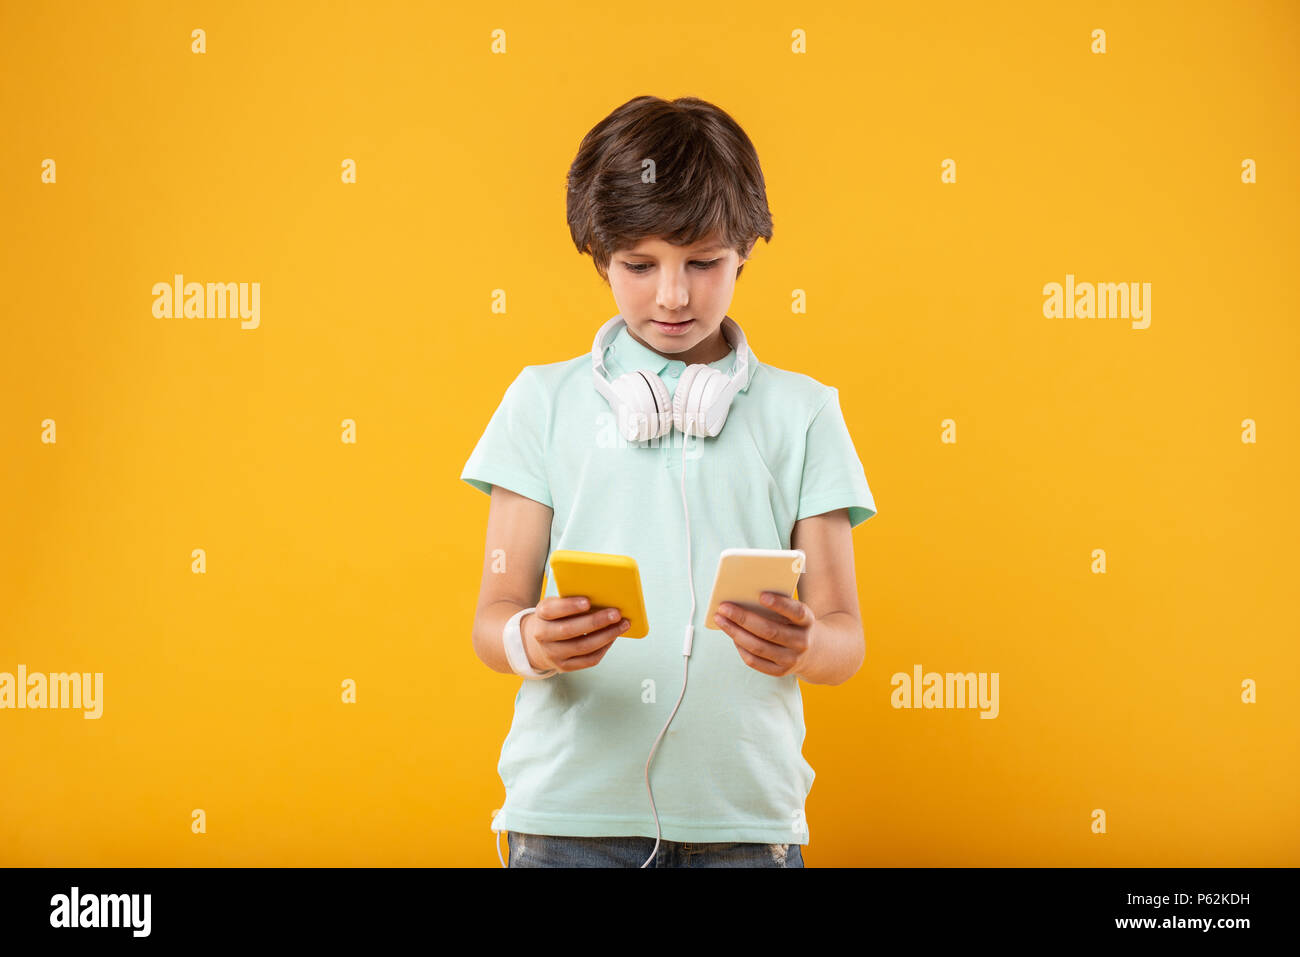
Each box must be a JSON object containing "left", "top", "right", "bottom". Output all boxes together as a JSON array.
[{"left": 547, "top": 550, "right": 650, "bottom": 639}]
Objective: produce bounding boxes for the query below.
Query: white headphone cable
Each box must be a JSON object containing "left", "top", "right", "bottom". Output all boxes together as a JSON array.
[{"left": 640, "top": 431, "right": 697, "bottom": 868}]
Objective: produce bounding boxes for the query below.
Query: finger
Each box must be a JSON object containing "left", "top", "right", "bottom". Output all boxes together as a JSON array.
[
  {"left": 546, "top": 619, "right": 629, "bottom": 659},
  {"left": 759, "top": 592, "right": 812, "bottom": 626},
  {"left": 716, "top": 604, "right": 790, "bottom": 644},
  {"left": 575, "top": 607, "right": 625, "bottom": 635},
  {"left": 551, "top": 620, "right": 627, "bottom": 668},
  {"left": 538, "top": 596, "right": 591, "bottom": 620},
  {"left": 537, "top": 605, "right": 621, "bottom": 639},
  {"left": 733, "top": 642, "right": 785, "bottom": 677},
  {"left": 556, "top": 639, "right": 617, "bottom": 672},
  {"left": 729, "top": 623, "right": 798, "bottom": 669},
  {"left": 714, "top": 613, "right": 798, "bottom": 668}
]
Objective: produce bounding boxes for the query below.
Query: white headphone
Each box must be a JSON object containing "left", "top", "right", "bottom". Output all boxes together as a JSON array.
[{"left": 591, "top": 314, "right": 751, "bottom": 442}]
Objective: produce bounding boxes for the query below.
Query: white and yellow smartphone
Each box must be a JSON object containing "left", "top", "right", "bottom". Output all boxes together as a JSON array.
[
  {"left": 546, "top": 550, "right": 650, "bottom": 638},
  {"left": 704, "top": 548, "right": 806, "bottom": 630}
]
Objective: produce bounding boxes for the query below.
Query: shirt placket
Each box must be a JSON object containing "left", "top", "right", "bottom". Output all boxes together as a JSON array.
[{"left": 660, "top": 364, "right": 683, "bottom": 471}]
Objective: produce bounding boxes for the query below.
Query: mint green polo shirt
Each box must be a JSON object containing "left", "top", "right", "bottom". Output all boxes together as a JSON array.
[{"left": 461, "top": 323, "right": 877, "bottom": 845}]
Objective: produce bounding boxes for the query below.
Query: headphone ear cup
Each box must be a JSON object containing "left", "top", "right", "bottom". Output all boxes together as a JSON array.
[
  {"left": 671, "top": 366, "right": 699, "bottom": 435},
  {"left": 611, "top": 371, "right": 672, "bottom": 441},
  {"left": 673, "top": 366, "right": 732, "bottom": 437}
]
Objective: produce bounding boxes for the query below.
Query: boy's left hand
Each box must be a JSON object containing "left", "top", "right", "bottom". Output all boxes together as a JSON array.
[{"left": 714, "top": 592, "right": 816, "bottom": 678}]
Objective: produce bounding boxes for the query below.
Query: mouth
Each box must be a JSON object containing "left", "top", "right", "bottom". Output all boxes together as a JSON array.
[{"left": 651, "top": 319, "right": 695, "bottom": 335}]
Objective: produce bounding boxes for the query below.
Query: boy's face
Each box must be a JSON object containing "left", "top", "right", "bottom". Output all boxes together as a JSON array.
[{"left": 608, "top": 233, "right": 748, "bottom": 367}]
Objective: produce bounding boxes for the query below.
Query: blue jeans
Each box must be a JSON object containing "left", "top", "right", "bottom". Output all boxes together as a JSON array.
[{"left": 507, "top": 831, "right": 805, "bottom": 868}]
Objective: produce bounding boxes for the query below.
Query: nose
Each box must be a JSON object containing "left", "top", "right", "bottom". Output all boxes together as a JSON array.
[{"left": 656, "top": 275, "right": 689, "bottom": 311}]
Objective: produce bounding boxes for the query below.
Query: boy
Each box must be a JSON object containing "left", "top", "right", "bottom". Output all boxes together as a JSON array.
[{"left": 461, "top": 95, "right": 877, "bottom": 868}]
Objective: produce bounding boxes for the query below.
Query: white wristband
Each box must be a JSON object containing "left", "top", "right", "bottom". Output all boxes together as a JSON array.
[{"left": 503, "top": 606, "right": 556, "bottom": 679}]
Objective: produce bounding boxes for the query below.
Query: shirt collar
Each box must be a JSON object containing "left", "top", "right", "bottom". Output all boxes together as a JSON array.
[{"left": 608, "top": 323, "right": 756, "bottom": 392}]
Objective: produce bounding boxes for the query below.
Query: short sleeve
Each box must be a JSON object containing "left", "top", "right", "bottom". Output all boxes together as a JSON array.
[
  {"left": 460, "top": 367, "right": 553, "bottom": 508},
  {"left": 796, "top": 387, "right": 877, "bottom": 528}
]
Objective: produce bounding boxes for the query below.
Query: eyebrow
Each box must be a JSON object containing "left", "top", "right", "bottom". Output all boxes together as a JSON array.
[{"left": 626, "top": 244, "right": 725, "bottom": 256}]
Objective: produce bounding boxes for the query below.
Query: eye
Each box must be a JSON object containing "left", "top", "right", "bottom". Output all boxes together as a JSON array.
[{"left": 622, "top": 259, "right": 721, "bottom": 274}]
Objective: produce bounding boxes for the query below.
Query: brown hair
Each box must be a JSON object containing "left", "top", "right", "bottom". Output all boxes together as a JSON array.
[{"left": 565, "top": 96, "right": 773, "bottom": 283}]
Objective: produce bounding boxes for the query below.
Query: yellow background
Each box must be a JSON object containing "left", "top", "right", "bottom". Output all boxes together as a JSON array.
[{"left": 2, "top": 0, "right": 1296, "bottom": 866}]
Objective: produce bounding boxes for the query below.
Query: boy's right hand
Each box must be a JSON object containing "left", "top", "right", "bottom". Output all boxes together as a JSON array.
[{"left": 521, "top": 596, "right": 630, "bottom": 673}]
